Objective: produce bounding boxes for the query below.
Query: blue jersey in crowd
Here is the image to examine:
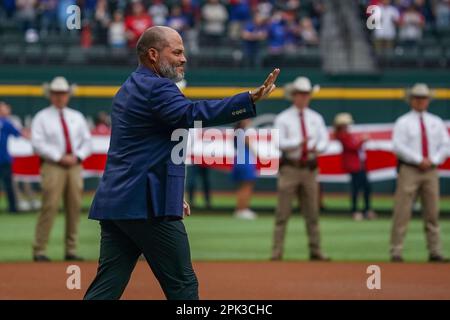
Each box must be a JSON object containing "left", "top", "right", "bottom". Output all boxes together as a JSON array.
[{"left": 0, "top": 118, "right": 21, "bottom": 165}]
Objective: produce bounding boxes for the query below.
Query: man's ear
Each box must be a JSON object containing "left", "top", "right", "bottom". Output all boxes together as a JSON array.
[{"left": 148, "top": 48, "right": 159, "bottom": 64}]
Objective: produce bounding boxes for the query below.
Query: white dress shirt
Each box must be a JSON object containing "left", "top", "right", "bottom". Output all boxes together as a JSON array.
[
  {"left": 393, "top": 110, "right": 449, "bottom": 165},
  {"left": 274, "top": 106, "right": 329, "bottom": 160},
  {"left": 31, "top": 105, "right": 92, "bottom": 162}
]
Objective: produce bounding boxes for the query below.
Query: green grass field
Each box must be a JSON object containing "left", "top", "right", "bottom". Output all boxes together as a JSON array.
[{"left": 1, "top": 192, "right": 449, "bottom": 262}]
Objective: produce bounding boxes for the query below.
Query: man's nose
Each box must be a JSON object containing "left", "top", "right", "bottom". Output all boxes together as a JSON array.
[{"left": 180, "top": 54, "right": 187, "bottom": 64}]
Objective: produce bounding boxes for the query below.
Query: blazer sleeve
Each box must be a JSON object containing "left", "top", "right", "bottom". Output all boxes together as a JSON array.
[{"left": 149, "top": 78, "right": 256, "bottom": 128}]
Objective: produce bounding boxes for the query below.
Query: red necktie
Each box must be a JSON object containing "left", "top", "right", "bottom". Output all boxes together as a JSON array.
[
  {"left": 419, "top": 114, "right": 428, "bottom": 159},
  {"left": 59, "top": 110, "right": 73, "bottom": 154},
  {"left": 300, "top": 110, "right": 308, "bottom": 161}
]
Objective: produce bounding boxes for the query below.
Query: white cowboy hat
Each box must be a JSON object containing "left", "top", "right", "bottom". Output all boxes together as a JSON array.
[
  {"left": 334, "top": 112, "right": 354, "bottom": 126},
  {"left": 284, "top": 76, "right": 320, "bottom": 100},
  {"left": 406, "top": 83, "right": 434, "bottom": 100},
  {"left": 43, "top": 76, "right": 77, "bottom": 97}
]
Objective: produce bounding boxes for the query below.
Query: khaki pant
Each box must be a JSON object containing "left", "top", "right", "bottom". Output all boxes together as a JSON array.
[
  {"left": 272, "top": 165, "right": 322, "bottom": 259},
  {"left": 33, "top": 162, "right": 83, "bottom": 256},
  {"left": 390, "top": 165, "right": 442, "bottom": 257}
]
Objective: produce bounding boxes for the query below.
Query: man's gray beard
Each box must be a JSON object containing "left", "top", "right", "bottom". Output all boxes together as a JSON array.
[{"left": 158, "top": 59, "right": 184, "bottom": 83}]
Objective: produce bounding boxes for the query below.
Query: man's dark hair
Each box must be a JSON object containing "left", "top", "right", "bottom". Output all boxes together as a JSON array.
[{"left": 136, "top": 26, "right": 170, "bottom": 63}]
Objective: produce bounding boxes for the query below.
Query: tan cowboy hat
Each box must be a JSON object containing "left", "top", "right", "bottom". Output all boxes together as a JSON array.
[
  {"left": 284, "top": 76, "right": 320, "bottom": 100},
  {"left": 43, "top": 76, "right": 77, "bottom": 97},
  {"left": 406, "top": 83, "right": 434, "bottom": 101},
  {"left": 334, "top": 112, "right": 354, "bottom": 127}
]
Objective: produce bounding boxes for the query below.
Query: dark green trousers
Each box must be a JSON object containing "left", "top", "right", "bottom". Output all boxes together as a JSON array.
[{"left": 84, "top": 218, "right": 198, "bottom": 300}]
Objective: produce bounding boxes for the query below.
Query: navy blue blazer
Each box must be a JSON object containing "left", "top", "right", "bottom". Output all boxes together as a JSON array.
[{"left": 89, "top": 65, "right": 256, "bottom": 220}]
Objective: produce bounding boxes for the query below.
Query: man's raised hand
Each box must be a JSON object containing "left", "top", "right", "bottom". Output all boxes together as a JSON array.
[{"left": 250, "top": 68, "right": 280, "bottom": 103}]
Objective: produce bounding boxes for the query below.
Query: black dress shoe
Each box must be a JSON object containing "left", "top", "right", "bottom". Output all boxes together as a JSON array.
[
  {"left": 65, "top": 254, "right": 84, "bottom": 261},
  {"left": 429, "top": 255, "right": 450, "bottom": 263},
  {"left": 391, "top": 255, "right": 404, "bottom": 262},
  {"left": 33, "top": 255, "right": 51, "bottom": 262},
  {"left": 310, "top": 253, "right": 331, "bottom": 262}
]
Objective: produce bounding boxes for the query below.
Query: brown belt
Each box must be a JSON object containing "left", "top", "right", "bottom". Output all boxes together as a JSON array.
[
  {"left": 398, "top": 160, "right": 436, "bottom": 171},
  {"left": 282, "top": 158, "right": 318, "bottom": 170}
]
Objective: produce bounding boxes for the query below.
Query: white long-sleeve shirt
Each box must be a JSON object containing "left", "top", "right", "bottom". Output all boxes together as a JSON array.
[
  {"left": 31, "top": 105, "right": 92, "bottom": 162},
  {"left": 274, "top": 106, "right": 329, "bottom": 160},
  {"left": 393, "top": 110, "right": 449, "bottom": 166}
]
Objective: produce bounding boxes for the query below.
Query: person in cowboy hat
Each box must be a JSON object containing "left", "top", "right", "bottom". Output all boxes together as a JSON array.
[
  {"left": 31, "top": 76, "right": 92, "bottom": 262},
  {"left": 334, "top": 113, "right": 377, "bottom": 221},
  {"left": 390, "top": 83, "right": 449, "bottom": 263},
  {"left": 271, "top": 76, "right": 330, "bottom": 261}
]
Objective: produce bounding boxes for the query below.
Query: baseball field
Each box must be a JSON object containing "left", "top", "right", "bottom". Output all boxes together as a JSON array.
[{"left": 0, "top": 192, "right": 449, "bottom": 299}]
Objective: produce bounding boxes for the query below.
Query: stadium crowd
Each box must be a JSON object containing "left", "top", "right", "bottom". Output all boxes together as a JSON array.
[
  {"left": 360, "top": 0, "right": 450, "bottom": 58},
  {"left": 0, "top": 0, "right": 323, "bottom": 63}
]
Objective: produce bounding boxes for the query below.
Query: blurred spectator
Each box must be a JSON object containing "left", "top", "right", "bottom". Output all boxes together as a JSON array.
[
  {"left": 434, "top": 0, "right": 450, "bottom": 29},
  {"left": 256, "top": 0, "right": 273, "bottom": 19},
  {"left": 166, "top": 5, "right": 189, "bottom": 37},
  {"left": 108, "top": 10, "right": 126, "bottom": 48},
  {"left": 398, "top": 4, "right": 425, "bottom": 45},
  {"left": 228, "top": 0, "right": 252, "bottom": 41},
  {"left": 334, "top": 113, "right": 376, "bottom": 221},
  {"left": 38, "top": 0, "right": 58, "bottom": 36},
  {"left": 148, "top": 0, "right": 168, "bottom": 26},
  {"left": 92, "top": 111, "right": 111, "bottom": 135},
  {"left": 109, "top": 0, "right": 127, "bottom": 13},
  {"left": 241, "top": 13, "right": 267, "bottom": 67},
  {"left": 413, "top": 0, "right": 434, "bottom": 25},
  {"left": 16, "top": 0, "right": 37, "bottom": 34},
  {"left": 82, "top": 0, "right": 98, "bottom": 21},
  {"left": 232, "top": 119, "right": 258, "bottom": 220},
  {"left": 300, "top": 17, "right": 319, "bottom": 46},
  {"left": 0, "top": 101, "right": 28, "bottom": 214},
  {"left": 125, "top": 0, "right": 153, "bottom": 48},
  {"left": 181, "top": 0, "right": 201, "bottom": 53},
  {"left": 2, "top": 0, "right": 16, "bottom": 18},
  {"left": 274, "top": 0, "right": 301, "bottom": 11},
  {"left": 201, "top": 0, "right": 228, "bottom": 46},
  {"left": 373, "top": 0, "right": 400, "bottom": 54},
  {"left": 57, "top": 0, "right": 76, "bottom": 33},
  {"left": 267, "top": 11, "right": 287, "bottom": 54},
  {"left": 308, "top": 0, "right": 325, "bottom": 30},
  {"left": 94, "top": 0, "right": 111, "bottom": 45},
  {"left": 283, "top": 10, "right": 301, "bottom": 52}
]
